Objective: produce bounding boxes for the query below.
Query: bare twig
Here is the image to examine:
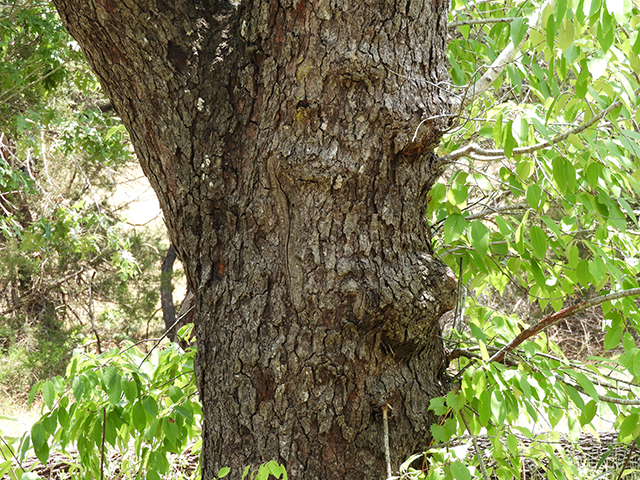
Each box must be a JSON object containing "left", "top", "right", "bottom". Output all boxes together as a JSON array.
[
  {"left": 0, "top": 432, "right": 24, "bottom": 475},
  {"left": 460, "top": 410, "right": 490, "bottom": 480},
  {"left": 449, "top": 17, "right": 518, "bottom": 28},
  {"left": 464, "top": 202, "right": 528, "bottom": 221},
  {"left": 383, "top": 404, "right": 392, "bottom": 479},
  {"left": 138, "top": 305, "right": 196, "bottom": 368},
  {"left": 616, "top": 442, "right": 637, "bottom": 480},
  {"left": 0, "top": 63, "right": 67, "bottom": 109},
  {"left": 451, "top": 347, "right": 640, "bottom": 406},
  {"left": 88, "top": 271, "right": 102, "bottom": 354},
  {"left": 459, "top": 1, "right": 550, "bottom": 108},
  {"left": 100, "top": 407, "right": 106, "bottom": 480},
  {"left": 552, "top": 373, "right": 640, "bottom": 406}
]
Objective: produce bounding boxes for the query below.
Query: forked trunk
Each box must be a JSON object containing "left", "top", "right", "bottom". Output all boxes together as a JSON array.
[{"left": 52, "top": 0, "right": 457, "bottom": 477}]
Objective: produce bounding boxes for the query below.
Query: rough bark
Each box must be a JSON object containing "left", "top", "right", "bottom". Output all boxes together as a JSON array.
[{"left": 51, "top": 0, "right": 457, "bottom": 478}]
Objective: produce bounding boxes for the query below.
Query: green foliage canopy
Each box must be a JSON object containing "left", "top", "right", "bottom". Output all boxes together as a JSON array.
[{"left": 419, "top": 0, "right": 640, "bottom": 479}]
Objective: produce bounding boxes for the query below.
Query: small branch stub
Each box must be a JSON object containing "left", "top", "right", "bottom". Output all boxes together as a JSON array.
[{"left": 383, "top": 403, "right": 393, "bottom": 479}]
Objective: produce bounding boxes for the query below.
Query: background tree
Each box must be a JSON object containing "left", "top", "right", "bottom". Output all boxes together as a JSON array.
[
  {"left": 50, "top": 0, "right": 458, "bottom": 478},
  {"left": 0, "top": 0, "right": 169, "bottom": 397}
]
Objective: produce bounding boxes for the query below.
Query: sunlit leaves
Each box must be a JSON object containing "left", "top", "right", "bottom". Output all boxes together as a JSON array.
[
  {"left": 428, "top": 0, "right": 640, "bottom": 478},
  {"left": 18, "top": 333, "right": 200, "bottom": 479}
]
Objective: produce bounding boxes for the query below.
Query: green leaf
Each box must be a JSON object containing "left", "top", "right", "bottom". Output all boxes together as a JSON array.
[
  {"left": 218, "top": 467, "right": 231, "bottom": 478},
  {"left": 72, "top": 375, "right": 85, "bottom": 402},
  {"left": 526, "top": 185, "right": 543, "bottom": 209},
  {"left": 579, "top": 400, "right": 598, "bottom": 426},
  {"left": 444, "top": 213, "right": 467, "bottom": 243},
  {"left": 162, "top": 417, "right": 179, "bottom": 447},
  {"left": 555, "top": 0, "right": 568, "bottom": 21},
  {"left": 57, "top": 406, "right": 70, "bottom": 430},
  {"left": 31, "top": 423, "right": 46, "bottom": 451},
  {"left": 142, "top": 396, "right": 158, "bottom": 418},
  {"left": 429, "top": 397, "right": 448, "bottom": 416},
  {"left": 512, "top": 117, "right": 529, "bottom": 145},
  {"left": 577, "top": 259, "right": 595, "bottom": 288},
  {"left": 21, "top": 473, "right": 41, "bottom": 480},
  {"left": 103, "top": 366, "right": 122, "bottom": 405},
  {"left": 31, "top": 423, "right": 49, "bottom": 464},
  {"left": 147, "top": 470, "right": 161, "bottom": 480},
  {"left": 242, "top": 466, "right": 251, "bottom": 480},
  {"left": 449, "top": 172, "right": 469, "bottom": 206},
  {"left": 540, "top": 216, "right": 566, "bottom": 247},
  {"left": 469, "top": 221, "right": 490, "bottom": 257},
  {"left": 604, "top": 321, "right": 624, "bottom": 350},
  {"left": 529, "top": 225, "right": 548, "bottom": 258},
  {"left": 28, "top": 382, "right": 41, "bottom": 405},
  {"left": 430, "top": 418, "right": 457, "bottom": 443},
  {"left": 504, "top": 121, "right": 516, "bottom": 157},
  {"left": 546, "top": 15, "right": 556, "bottom": 50},
  {"left": 445, "top": 390, "right": 465, "bottom": 412},
  {"left": 619, "top": 413, "right": 639, "bottom": 442},
  {"left": 173, "top": 405, "right": 193, "bottom": 422},
  {"left": 42, "top": 411, "right": 57, "bottom": 435},
  {"left": 510, "top": 17, "right": 528, "bottom": 47},
  {"left": 588, "top": 256, "right": 608, "bottom": 289},
  {"left": 491, "top": 391, "right": 507, "bottom": 424},
  {"left": 104, "top": 415, "right": 117, "bottom": 446},
  {"left": 449, "top": 461, "right": 471, "bottom": 480},
  {"left": 478, "top": 390, "right": 492, "bottom": 426},
  {"left": 552, "top": 157, "right": 576, "bottom": 193},
  {"left": 41, "top": 381, "right": 55, "bottom": 410},
  {"left": 266, "top": 461, "right": 287, "bottom": 479},
  {"left": 122, "top": 379, "right": 138, "bottom": 403},
  {"left": 132, "top": 400, "right": 147, "bottom": 432},
  {"left": 588, "top": 55, "right": 609, "bottom": 79},
  {"left": 34, "top": 442, "right": 50, "bottom": 466},
  {"left": 575, "top": 372, "right": 599, "bottom": 401}
]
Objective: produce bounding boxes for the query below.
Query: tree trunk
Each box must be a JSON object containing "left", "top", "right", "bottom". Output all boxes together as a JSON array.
[{"left": 51, "top": 0, "right": 457, "bottom": 478}]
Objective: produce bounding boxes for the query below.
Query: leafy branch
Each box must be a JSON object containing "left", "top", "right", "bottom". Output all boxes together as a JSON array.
[
  {"left": 436, "top": 89, "right": 640, "bottom": 168},
  {"left": 490, "top": 287, "right": 640, "bottom": 363}
]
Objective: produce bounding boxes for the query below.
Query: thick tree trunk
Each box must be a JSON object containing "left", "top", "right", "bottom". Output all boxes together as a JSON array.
[{"left": 52, "top": 0, "right": 457, "bottom": 478}]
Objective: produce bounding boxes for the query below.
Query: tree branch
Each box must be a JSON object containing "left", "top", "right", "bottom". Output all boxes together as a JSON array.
[
  {"left": 489, "top": 288, "right": 640, "bottom": 364},
  {"left": 553, "top": 373, "right": 640, "bottom": 406},
  {"left": 451, "top": 347, "right": 640, "bottom": 406},
  {"left": 459, "top": 1, "right": 550, "bottom": 108},
  {"left": 436, "top": 88, "right": 640, "bottom": 168},
  {"left": 449, "top": 17, "right": 518, "bottom": 28},
  {"left": 464, "top": 202, "right": 528, "bottom": 221}
]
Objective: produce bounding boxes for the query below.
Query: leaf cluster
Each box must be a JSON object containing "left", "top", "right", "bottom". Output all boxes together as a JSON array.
[
  {"left": 0, "top": 1, "right": 169, "bottom": 395},
  {"left": 3, "top": 326, "right": 201, "bottom": 480},
  {"left": 419, "top": 0, "right": 640, "bottom": 478}
]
